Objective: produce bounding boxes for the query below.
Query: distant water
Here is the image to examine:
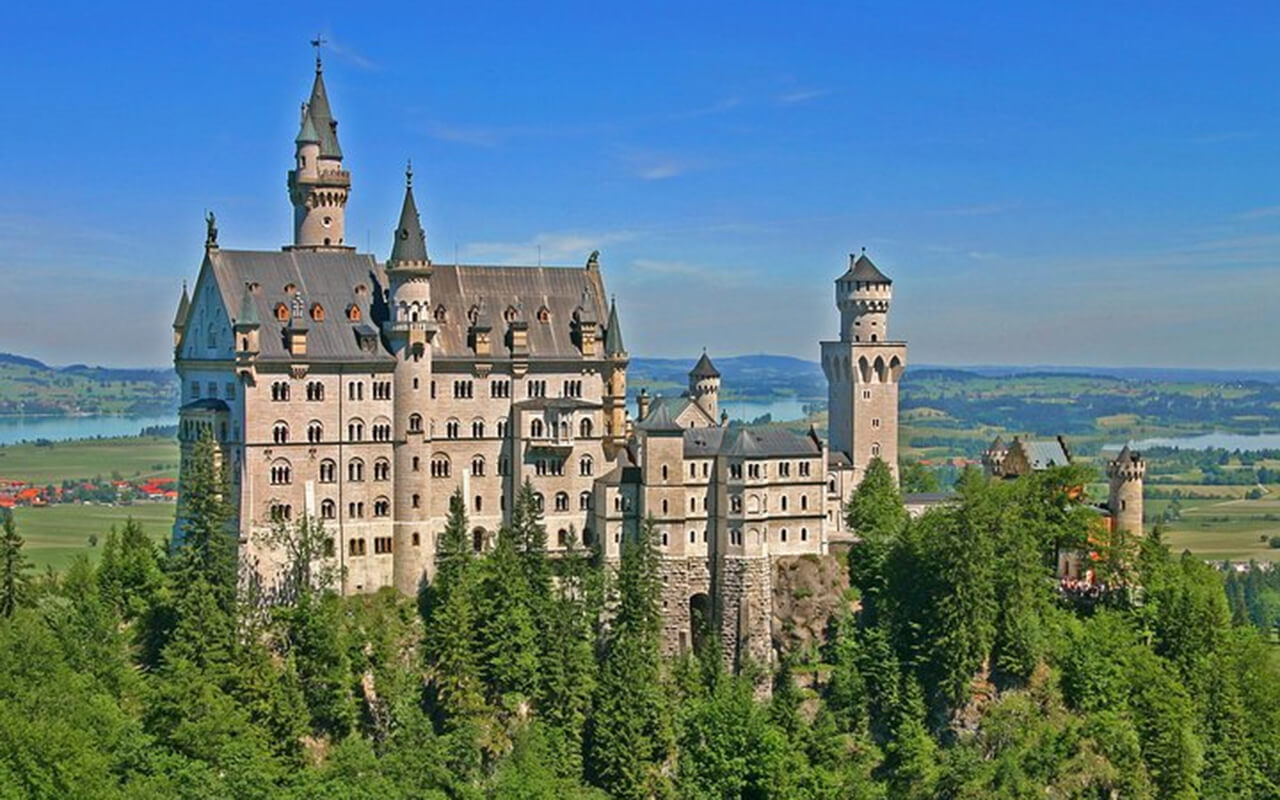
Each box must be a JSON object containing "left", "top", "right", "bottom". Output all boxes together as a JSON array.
[
  {"left": 0, "top": 414, "right": 177, "bottom": 446},
  {"left": 1114, "top": 432, "right": 1280, "bottom": 452},
  {"left": 632, "top": 396, "right": 817, "bottom": 424}
]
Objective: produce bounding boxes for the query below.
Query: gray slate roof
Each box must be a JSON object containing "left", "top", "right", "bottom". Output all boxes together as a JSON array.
[
  {"left": 635, "top": 400, "right": 683, "bottom": 433},
  {"left": 306, "top": 66, "right": 342, "bottom": 159},
  {"left": 690, "top": 351, "right": 720, "bottom": 378},
  {"left": 388, "top": 179, "right": 428, "bottom": 265},
  {"left": 839, "top": 252, "right": 892, "bottom": 284},
  {"left": 683, "top": 426, "right": 727, "bottom": 457},
  {"left": 204, "top": 249, "right": 613, "bottom": 364},
  {"left": 721, "top": 426, "right": 821, "bottom": 458},
  {"left": 1016, "top": 438, "right": 1071, "bottom": 470},
  {"left": 173, "top": 284, "right": 190, "bottom": 328},
  {"left": 604, "top": 297, "right": 625, "bottom": 356}
]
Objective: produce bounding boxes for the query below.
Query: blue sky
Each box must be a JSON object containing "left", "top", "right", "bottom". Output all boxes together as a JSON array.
[{"left": 1, "top": 1, "right": 1276, "bottom": 368}]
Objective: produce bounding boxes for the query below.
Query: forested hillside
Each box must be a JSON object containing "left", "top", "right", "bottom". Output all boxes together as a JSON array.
[
  {"left": 1, "top": 435, "right": 1279, "bottom": 798},
  {"left": 0, "top": 353, "right": 177, "bottom": 416}
]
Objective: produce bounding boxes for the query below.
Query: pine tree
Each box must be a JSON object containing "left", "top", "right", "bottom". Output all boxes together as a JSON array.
[
  {"left": 846, "top": 457, "right": 907, "bottom": 624},
  {"left": 586, "top": 516, "right": 670, "bottom": 799},
  {"left": 475, "top": 522, "right": 540, "bottom": 704},
  {"left": 0, "top": 514, "right": 32, "bottom": 617},
  {"left": 825, "top": 608, "right": 869, "bottom": 736},
  {"left": 425, "top": 490, "right": 486, "bottom": 731},
  {"left": 174, "top": 430, "right": 237, "bottom": 614}
]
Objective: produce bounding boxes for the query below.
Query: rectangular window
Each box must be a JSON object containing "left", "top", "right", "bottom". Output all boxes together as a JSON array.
[
  {"left": 374, "top": 537, "right": 393, "bottom": 554},
  {"left": 349, "top": 538, "right": 367, "bottom": 557},
  {"left": 191, "top": 381, "right": 201, "bottom": 398}
]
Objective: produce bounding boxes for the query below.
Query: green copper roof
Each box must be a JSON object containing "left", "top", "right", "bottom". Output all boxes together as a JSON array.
[
  {"left": 172, "top": 283, "right": 190, "bottom": 328},
  {"left": 307, "top": 67, "right": 343, "bottom": 159},
  {"left": 388, "top": 171, "right": 428, "bottom": 265},
  {"left": 295, "top": 107, "right": 320, "bottom": 145},
  {"left": 236, "top": 283, "right": 260, "bottom": 327},
  {"left": 604, "top": 296, "right": 625, "bottom": 356}
]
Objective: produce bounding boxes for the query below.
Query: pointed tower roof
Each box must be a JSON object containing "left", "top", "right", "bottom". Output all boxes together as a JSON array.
[
  {"left": 235, "top": 283, "right": 260, "bottom": 327},
  {"left": 840, "top": 250, "right": 892, "bottom": 284},
  {"left": 388, "top": 164, "right": 428, "bottom": 265},
  {"left": 1114, "top": 444, "right": 1133, "bottom": 463},
  {"left": 604, "top": 296, "right": 626, "bottom": 356},
  {"left": 172, "top": 283, "right": 190, "bottom": 328},
  {"left": 690, "top": 350, "right": 720, "bottom": 379},
  {"left": 295, "top": 105, "right": 320, "bottom": 145},
  {"left": 307, "top": 61, "right": 342, "bottom": 159}
]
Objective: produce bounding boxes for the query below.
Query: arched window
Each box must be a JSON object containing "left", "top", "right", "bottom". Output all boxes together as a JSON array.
[
  {"left": 408, "top": 413, "right": 423, "bottom": 433},
  {"left": 310, "top": 303, "right": 325, "bottom": 321},
  {"left": 270, "top": 459, "right": 292, "bottom": 485},
  {"left": 412, "top": 456, "right": 420, "bottom": 472},
  {"left": 373, "top": 497, "right": 391, "bottom": 517},
  {"left": 474, "top": 495, "right": 483, "bottom": 513},
  {"left": 271, "top": 381, "right": 290, "bottom": 401},
  {"left": 412, "top": 493, "right": 421, "bottom": 509},
  {"left": 579, "top": 491, "right": 592, "bottom": 511},
  {"left": 661, "top": 531, "right": 669, "bottom": 547},
  {"left": 434, "top": 304, "right": 448, "bottom": 323},
  {"left": 319, "top": 459, "right": 336, "bottom": 483},
  {"left": 446, "top": 419, "right": 460, "bottom": 439},
  {"left": 269, "top": 503, "right": 292, "bottom": 522},
  {"left": 800, "top": 528, "right": 809, "bottom": 542},
  {"left": 431, "top": 455, "right": 450, "bottom": 478},
  {"left": 871, "top": 442, "right": 881, "bottom": 457},
  {"left": 800, "top": 495, "right": 808, "bottom": 511},
  {"left": 661, "top": 464, "right": 669, "bottom": 481},
  {"left": 731, "top": 495, "right": 742, "bottom": 514},
  {"left": 473, "top": 528, "right": 486, "bottom": 553},
  {"left": 374, "top": 458, "right": 390, "bottom": 481},
  {"left": 662, "top": 499, "right": 669, "bottom": 514},
  {"left": 579, "top": 455, "right": 593, "bottom": 476},
  {"left": 472, "top": 419, "right": 485, "bottom": 438},
  {"left": 579, "top": 418, "right": 593, "bottom": 438},
  {"left": 781, "top": 496, "right": 788, "bottom": 511},
  {"left": 372, "top": 421, "right": 392, "bottom": 442},
  {"left": 690, "top": 530, "right": 697, "bottom": 543},
  {"left": 307, "top": 421, "right": 323, "bottom": 443},
  {"left": 348, "top": 458, "right": 365, "bottom": 482},
  {"left": 557, "top": 529, "right": 568, "bottom": 547},
  {"left": 320, "top": 499, "right": 336, "bottom": 519},
  {"left": 471, "top": 456, "right": 485, "bottom": 476},
  {"left": 272, "top": 421, "right": 289, "bottom": 444},
  {"left": 780, "top": 528, "right": 789, "bottom": 542},
  {"left": 274, "top": 303, "right": 289, "bottom": 322},
  {"left": 555, "top": 492, "right": 570, "bottom": 512},
  {"left": 531, "top": 418, "right": 544, "bottom": 438},
  {"left": 534, "top": 493, "right": 545, "bottom": 512},
  {"left": 348, "top": 420, "right": 364, "bottom": 441},
  {"left": 497, "top": 419, "right": 509, "bottom": 438}
]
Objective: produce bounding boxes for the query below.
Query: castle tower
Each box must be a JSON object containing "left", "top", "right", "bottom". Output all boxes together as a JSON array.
[
  {"left": 688, "top": 351, "right": 721, "bottom": 422},
  {"left": 382, "top": 165, "right": 437, "bottom": 594},
  {"left": 602, "top": 297, "right": 629, "bottom": 457},
  {"left": 287, "top": 55, "right": 352, "bottom": 251},
  {"left": 819, "top": 251, "right": 907, "bottom": 482},
  {"left": 1107, "top": 445, "right": 1146, "bottom": 536}
]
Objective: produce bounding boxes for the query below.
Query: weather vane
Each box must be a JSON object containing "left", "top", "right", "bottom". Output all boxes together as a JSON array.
[{"left": 310, "top": 35, "right": 327, "bottom": 69}]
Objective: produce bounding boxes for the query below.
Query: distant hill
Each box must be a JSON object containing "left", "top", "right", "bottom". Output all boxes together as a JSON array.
[{"left": 0, "top": 354, "right": 178, "bottom": 416}]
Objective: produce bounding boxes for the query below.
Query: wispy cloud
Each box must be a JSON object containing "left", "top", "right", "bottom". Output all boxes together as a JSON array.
[
  {"left": 460, "top": 230, "right": 636, "bottom": 265},
  {"left": 1238, "top": 205, "right": 1280, "bottom": 221},
  {"left": 323, "top": 37, "right": 378, "bottom": 71},
  {"left": 1183, "top": 131, "right": 1258, "bottom": 145},
  {"left": 775, "top": 88, "right": 829, "bottom": 105},
  {"left": 622, "top": 150, "right": 707, "bottom": 181},
  {"left": 671, "top": 97, "right": 742, "bottom": 119}
]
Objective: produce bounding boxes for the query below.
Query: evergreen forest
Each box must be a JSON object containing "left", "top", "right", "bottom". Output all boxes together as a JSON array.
[{"left": 1, "top": 432, "right": 1279, "bottom": 799}]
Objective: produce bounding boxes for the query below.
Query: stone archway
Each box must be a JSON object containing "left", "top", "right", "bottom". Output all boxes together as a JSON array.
[{"left": 690, "top": 592, "right": 713, "bottom": 655}]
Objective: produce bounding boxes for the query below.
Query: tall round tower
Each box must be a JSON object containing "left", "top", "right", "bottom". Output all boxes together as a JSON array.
[
  {"left": 688, "top": 350, "right": 721, "bottom": 422},
  {"left": 287, "top": 55, "right": 352, "bottom": 251},
  {"left": 383, "top": 165, "right": 436, "bottom": 594},
  {"left": 837, "top": 249, "right": 893, "bottom": 343},
  {"left": 1107, "top": 445, "right": 1146, "bottom": 536}
]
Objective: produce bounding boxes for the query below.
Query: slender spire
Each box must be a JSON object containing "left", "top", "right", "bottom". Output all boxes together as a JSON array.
[
  {"left": 604, "top": 295, "right": 626, "bottom": 356},
  {"left": 388, "top": 163, "right": 428, "bottom": 265},
  {"left": 172, "top": 282, "right": 190, "bottom": 328},
  {"left": 306, "top": 57, "right": 342, "bottom": 159},
  {"left": 295, "top": 104, "right": 319, "bottom": 145},
  {"left": 236, "top": 283, "right": 259, "bottom": 327}
]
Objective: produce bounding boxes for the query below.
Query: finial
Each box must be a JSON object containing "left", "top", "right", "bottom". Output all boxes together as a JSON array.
[
  {"left": 204, "top": 210, "right": 218, "bottom": 248},
  {"left": 405, "top": 159, "right": 413, "bottom": 188},
  {"left": 310, "top": 35, "right": 327, "bottom": 71},
  {"left": 862, "top": 246, "right": 867, "bottom": 254}
]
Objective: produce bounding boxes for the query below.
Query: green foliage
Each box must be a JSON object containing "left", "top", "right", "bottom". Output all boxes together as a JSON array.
[{"left": 0, "top": 515, "right": 32, "bottom": 618}]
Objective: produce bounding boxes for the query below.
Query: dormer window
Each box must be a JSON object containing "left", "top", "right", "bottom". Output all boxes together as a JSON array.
[
  {"left": 274, "top": 303, "right": 289, "bottom": 322},
  {"left": 283, "top": 283, "right": 297, "bottom": 295},
  {"left": 504, "top": 306, "right": 518, "bottom": 323},
  {"left": 354, "top": 284, "right": 368, "bottom": 296},
  {"left": 468, "top": 305, "right": 479, "bottom": 324},
  {"left": 310, "top": 304, "right": 325, "bottom": 322},
  {"left": 434, "top": 305, "right": 447, "bottom": 323},
  {"left": 346, "top": 304, "right": 361, "bottom": 321},
  {"left": 537, "top": 306, "right": 550, "bottom": 323}
]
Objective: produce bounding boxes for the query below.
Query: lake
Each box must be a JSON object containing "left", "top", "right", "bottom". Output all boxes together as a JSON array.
[
  {"left": 0, "top": 414, "right": 177, "bottom": 446},
  {"left": 632, "top": 395, "right": 818, "bottom": 424},
  {"left": 1116, "top": 432, "right": 1280, "bottom": 452}
]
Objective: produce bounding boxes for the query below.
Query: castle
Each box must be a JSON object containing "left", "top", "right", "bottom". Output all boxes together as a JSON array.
[{"left": 172, "top": 57, "right": 905, "bottom": 665}]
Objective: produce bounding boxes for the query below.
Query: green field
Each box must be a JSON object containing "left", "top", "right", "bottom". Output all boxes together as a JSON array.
[
  {"left": 1160, "top": 496, "right": 1280, "bottom": 562},
  {"left": 0, "top": 435, "right": 178, "bottom": 484},
  {"left": 12, "top": 502, "right": 175, "bottom": 571}
]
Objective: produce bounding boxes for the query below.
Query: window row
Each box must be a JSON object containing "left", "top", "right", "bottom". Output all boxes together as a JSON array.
[
  {"left": 270, "top": 380, "right": 392, "bottom": 403},
  {"left": 191, "top": 381, "right": 237, "bottom": 401}
]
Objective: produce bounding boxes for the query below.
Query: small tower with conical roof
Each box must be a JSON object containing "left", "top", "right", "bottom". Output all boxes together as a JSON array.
[
  {"left": 287, "top": 54, "right": 352, "bottom": 250},
  {"left": 602, "top": 296, "right": 629, "bottom": 456},
  {"left": 820, "top": 250, "right": 908, "bottom": 483},
  {"left": 382, "top": 163, "right": 437, "bottom": 593},
  {"left": 172, "top": 283, "right": 190, "bottom": 350},
  {"left": 688, "top": 350, "right": 721, "bottom": 422},
  {"left": 1107, "top": 445, "right": 1146, "bottom": 536}
]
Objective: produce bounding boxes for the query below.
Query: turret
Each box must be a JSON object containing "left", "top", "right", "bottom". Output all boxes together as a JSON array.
[
  {"left": 688, "top": 350, "right": 721, "bottom": 421},
  {"left": 382, "top": 164, "right": 436, "bottom": 594},
  {"left": 982, "top": 435, "right": 1008, "bottom": 477},
  {"left": 603, "top": 296, "right": 629, "bottom": 455},
  {"left": 287, "top": 55, "right": 352, "bottom": 251},
  {"left": 172, "top": 283, "right": 190, "bottom": 350},
  {"left": 233, "top": 282, "right": 260, "bottom": 359},
  {"left": 836, "top": 250, "right": 893, "bottom": 343},
  {"left": 1107, "top": 445, "right": 1146, "bottom": 536}
]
